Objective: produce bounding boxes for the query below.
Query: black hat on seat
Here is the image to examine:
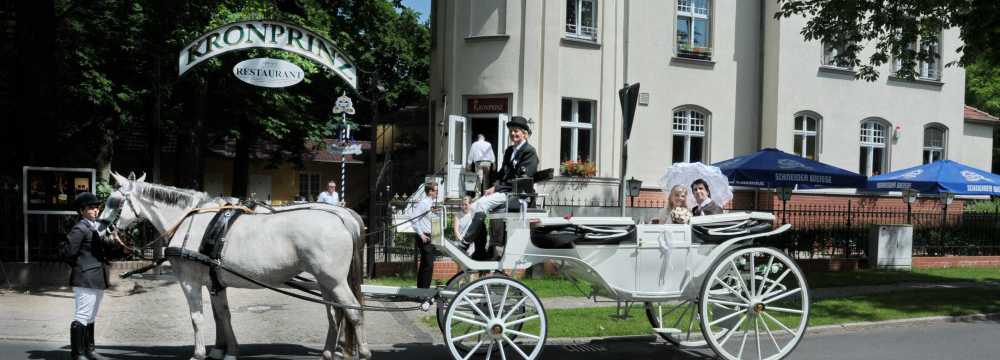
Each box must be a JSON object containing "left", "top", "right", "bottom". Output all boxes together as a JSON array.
[{"left": 506, "top": 116, "right": 532, "bottom": 134}]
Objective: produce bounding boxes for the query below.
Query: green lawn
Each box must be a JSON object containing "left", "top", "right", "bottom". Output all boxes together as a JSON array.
[
  {"left": 805, "top": 267, "right": 1000, "bottom": 288},
  {"left": 423, "top": 287, "right": 1000, "bottom": 338}
]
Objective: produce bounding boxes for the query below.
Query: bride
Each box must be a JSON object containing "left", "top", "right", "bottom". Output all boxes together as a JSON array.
[{"left": 657, "top": 185, "right": 692, "bottom": 224}]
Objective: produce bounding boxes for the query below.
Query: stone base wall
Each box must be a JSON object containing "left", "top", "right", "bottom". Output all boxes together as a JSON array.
[{"left": 912, "top": 256, "right": 1000, "bottom": 268}]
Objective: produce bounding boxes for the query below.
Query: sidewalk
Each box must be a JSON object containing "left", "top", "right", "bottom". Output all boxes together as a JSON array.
[{"left": 0, "top": 277, "right": 992, "bottom": 347}]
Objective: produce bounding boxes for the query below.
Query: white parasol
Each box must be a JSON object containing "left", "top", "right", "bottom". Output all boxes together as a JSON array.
[{"left": 659, "top": 162, "right": 734, "bottom": 209}]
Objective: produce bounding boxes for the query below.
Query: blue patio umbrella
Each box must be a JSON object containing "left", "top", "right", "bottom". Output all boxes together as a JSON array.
[
  {"left": 712, "top": 148, "right": 866, "bottom": 189},
  {"left": 866, "top": 160, "right": 1000, "bottom": 195}
]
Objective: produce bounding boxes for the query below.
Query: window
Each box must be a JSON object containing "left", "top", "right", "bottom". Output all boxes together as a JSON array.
[
  {"left": 793, "top": 113, "right": 820, "bottom": 160},
  {"left": 565, "top": 0, "right": 597, "bottom": 41},
  {"left": 468, "top": 0, "right": 506, "bottom": 37},
  {"left": 894, "top": 32, "right": 941, "bottom": 80},
  {"left": 672, "top": 108, "right": 707, "bottom": 163},
  {"left": 859, "top": 120, "right": 889, "bottom": 176},
  {"left": 923, "top": 125, "right": 946, "bottom": 164},
  {"left": 560, "top": 99, "right": 595, "bottom": 163},
  {"left": 822, "top": 42, "right": 852, "bottom": 68},
  {"left": 676, "top": 0, "right": 711, "bottom": 60},
  {"left": 298, "top": 173, "right": 321, "bottom": 201}
]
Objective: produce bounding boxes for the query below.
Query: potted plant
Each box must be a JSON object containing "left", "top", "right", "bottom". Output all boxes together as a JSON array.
[{"left": 560, "top": 160, "right": 597, "bottom": 177}]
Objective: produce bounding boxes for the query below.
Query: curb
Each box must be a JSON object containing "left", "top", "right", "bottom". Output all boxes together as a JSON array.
[{"left": 805, "top": 312, "right": 1000, "bottom": 336}]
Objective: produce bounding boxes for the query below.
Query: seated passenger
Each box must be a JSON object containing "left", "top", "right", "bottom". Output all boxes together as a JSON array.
[
  {"left": 690, "top": 179, "right": 723, "bottom": 216},
  {"left": 657, "top": 185, "right": 692, "bottom": 224},
  {"left": 454, "top": 192, "right": 490, "bottom": 259}
]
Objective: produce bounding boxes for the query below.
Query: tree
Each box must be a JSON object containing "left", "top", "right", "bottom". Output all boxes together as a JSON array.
[{"left": 775, "top": 0, "right": 1000, "bottom": 81}]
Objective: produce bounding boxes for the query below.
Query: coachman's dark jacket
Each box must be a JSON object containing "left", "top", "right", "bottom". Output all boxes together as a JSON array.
[
  {"left": 61, "top": 220, "right": 110, "bottom": 289},
  {"left": 494, "top": 142, "right": 538, "bottom": 191}
]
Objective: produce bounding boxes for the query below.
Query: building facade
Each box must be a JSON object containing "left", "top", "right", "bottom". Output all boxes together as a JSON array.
[{"left": 429, "top": 0, "right": 980, "bottom": 200}]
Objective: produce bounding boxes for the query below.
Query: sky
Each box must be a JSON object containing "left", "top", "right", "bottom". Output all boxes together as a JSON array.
[{"left": 401, "top": 0, "right": 430, "bottom": 23}]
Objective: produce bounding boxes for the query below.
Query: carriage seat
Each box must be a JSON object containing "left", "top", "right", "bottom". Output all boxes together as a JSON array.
[
  {"left": 689, "top": 212, "right": 775, "bottom": 243},
  {"left": 530, "top": 217, "right": 636, "bottom": 249}
]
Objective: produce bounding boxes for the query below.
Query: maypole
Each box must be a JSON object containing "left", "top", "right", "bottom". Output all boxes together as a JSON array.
[{"left": 331, "top": 92, "right": 356, "bottom": 203}]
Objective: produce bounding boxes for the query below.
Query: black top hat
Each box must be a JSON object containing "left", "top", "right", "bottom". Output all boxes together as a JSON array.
[
  {"left": 506, "top": 116, "right": 531, "bottom": 134},
  {"left": 74, "top": 192, "right": 101, "bottom": 209}
]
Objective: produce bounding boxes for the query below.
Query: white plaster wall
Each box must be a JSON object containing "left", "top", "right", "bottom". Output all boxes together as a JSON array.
[
  {"left": 961, "top": 122, "right": 994, "bottom": 171},
  {"left": 765, "top": 14, "right": 966, "bottom": 174}
]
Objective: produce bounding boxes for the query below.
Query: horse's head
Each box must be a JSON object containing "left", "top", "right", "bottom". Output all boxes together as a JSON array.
[{"left": 99, "top": 171, "right": 147, "bottom": 230}]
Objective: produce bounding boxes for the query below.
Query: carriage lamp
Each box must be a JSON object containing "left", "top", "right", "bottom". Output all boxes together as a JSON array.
[
  {"left": 626, "top": 177, "right": 642, "bottom": 207},
  {"left": 462, "top": 171, "right": 478, "bottom": 195}
]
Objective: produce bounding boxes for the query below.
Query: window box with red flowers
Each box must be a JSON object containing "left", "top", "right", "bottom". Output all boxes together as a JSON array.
[{"left": 560, "top": 160, "right": 597, "bottom": 177}]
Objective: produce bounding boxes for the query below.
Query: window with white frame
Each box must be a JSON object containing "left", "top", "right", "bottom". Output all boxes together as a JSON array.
[
  {"left": 565, "top": 0, "right": 597, "bottom": 41},
  {"left": 793, "top": 113, "right": 820, "bottom": 160},
  {"left": 672, "top": 108, "right": 707, "bottom": 163},
  {"left": 923, "top": 125, "right": 946, "bottom": 164},
  {"left": 859, "top": 120, "right": 889, "bottom": 176},
  {"left": 676, "top": 0, "right": 711, "bottom": 59},
  {"left": 560, "top": 99, "right": 595, "bottom": 163},
  {"left": 893, "top": 32, "right": 941, "bottom": 80},
  {"left": 298, "top": 173, "right": 321, "bottom": 201}
]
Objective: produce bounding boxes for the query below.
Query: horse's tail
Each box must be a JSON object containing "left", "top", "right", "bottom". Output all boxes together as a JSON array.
[{"left": 344, "top": 207, "right": 365, "bottom": 354}]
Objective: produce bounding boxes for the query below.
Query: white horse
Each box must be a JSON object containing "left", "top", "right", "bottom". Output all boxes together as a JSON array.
[{"left": 99, "top": 172, "right": 369, "bottom": 360}]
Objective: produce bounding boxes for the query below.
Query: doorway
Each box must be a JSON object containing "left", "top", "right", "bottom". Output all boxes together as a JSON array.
[{"left": 471, "top": 116, "right": 501, "bottom": 158}]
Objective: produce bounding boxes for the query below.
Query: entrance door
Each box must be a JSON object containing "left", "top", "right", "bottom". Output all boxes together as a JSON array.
[
  {"left": 446, "top": 115, "right": 469, "bottom": 198},
  {"left": 496, "top": 113, "right": 510, "bottom": 170}
]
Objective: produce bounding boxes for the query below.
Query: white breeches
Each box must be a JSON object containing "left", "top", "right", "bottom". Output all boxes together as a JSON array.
[
  {"left": 73, "top": 287, "right": 104, "bottom": 324},
  {"left": 473, "top": 192, "right": 507, "bottom": 214}
]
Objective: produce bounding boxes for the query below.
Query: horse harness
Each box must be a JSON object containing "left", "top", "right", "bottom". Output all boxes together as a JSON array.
[{"left": 200, "top": 207, "right": 243, "bottom": 294}]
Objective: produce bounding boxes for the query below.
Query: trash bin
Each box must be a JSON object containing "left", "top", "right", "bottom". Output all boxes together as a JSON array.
[{"left": 867, "top": 224, "right": 913, "bottom": 270}]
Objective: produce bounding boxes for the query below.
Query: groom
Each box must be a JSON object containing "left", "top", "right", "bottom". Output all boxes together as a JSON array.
[{"left": 690, "top": 179, "right": 723, "bottom": 216}]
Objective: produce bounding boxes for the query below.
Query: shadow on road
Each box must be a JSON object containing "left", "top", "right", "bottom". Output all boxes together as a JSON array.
[{"left": 25, "top": 340, "right": 721, "bottom": 359}]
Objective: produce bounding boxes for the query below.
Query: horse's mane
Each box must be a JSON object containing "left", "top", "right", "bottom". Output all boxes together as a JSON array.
[{"left": 134, "top": 182, "right": 208, "bottom": 208}]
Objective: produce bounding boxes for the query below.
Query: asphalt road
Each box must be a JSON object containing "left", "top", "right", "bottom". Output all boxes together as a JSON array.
[{"left": 3, "top": 319, "right": 998, "bottom": 360}]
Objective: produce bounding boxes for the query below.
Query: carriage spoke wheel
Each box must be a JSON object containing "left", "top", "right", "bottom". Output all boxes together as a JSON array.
[
  {"left": 445, "top": 276, "right": 547, "bottom": 360},
  {"left": 700, "top": 247, "right": 809, "bottom": 360},
  {"left": 438, "top": 271, "right": 480, "bottom": 334},
  {"left": 644, "top": 299, "right": 707, "bottom": 348}
]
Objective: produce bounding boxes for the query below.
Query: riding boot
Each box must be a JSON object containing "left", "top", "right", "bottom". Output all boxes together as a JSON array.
[
  {"left": 85, "top": 322, "right": 104, "bottom": 359},
  {"left": 70, "top": 321, "right": 88, "bottom": 360}
]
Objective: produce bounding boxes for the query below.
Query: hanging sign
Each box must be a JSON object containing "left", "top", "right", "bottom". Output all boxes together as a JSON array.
[
  {"left": 179, "top": 20, "right": 358, "bottom": 89},
  {"left": 232, "top": 58, "right": 305, "bottom": 88}
]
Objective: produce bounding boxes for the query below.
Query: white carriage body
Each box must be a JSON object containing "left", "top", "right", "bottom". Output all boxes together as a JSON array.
[{"left": 432, "top": 210, "right": 784, "bottom": 302}]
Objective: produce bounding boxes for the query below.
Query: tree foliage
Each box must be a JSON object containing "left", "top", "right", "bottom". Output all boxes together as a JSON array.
[
  {"left": 775, "top": 0, "right": 1000, "bottom": 81},
  {"left": 32, "top": 0, "right": 429, "bottom": 186}
]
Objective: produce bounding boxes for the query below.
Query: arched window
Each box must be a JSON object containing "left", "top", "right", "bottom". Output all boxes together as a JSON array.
[
  {"left": 672, "top": 107, "right": 708, "bottom": 163},
  {"left": 923, "top": 125, "right": 947, "bottom": 164},
  {"left": 859, "top": 119, "right": 890, "bottom": 176},
  {"left": 793, "top": 112, "right": 821, "bottom": 160}
]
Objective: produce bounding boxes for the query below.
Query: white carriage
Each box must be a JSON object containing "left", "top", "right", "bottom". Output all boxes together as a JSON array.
[{"left": 380, "top": 198, "right": 810, "bottom": 360}]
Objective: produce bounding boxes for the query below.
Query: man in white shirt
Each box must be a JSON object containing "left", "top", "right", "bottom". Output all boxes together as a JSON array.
[
  {"left": 468, "top": 134, "right": 496, "bottom": 195},
  {"left": 410, "top": 182, "right": 439, "bottom": 288},
  {"left": 317, "top": 181, "right": 341, "bottom": 206}
]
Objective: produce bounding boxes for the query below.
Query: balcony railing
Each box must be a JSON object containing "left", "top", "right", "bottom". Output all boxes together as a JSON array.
[{"left": 565, "top": 24, "right": 598, "bottom": 41}]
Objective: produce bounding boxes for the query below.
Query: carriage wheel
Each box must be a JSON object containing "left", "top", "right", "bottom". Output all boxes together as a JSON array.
[
  {"left": 437, "top": 271, "right": 479, "bottom": 334},
  {"left": 699, "top": 246, "right": 809, "bottom": 360},
  {"left": 644, "top": 299, "right": 707, "bottom": 348},
  {"left": 444, "top": 276, "right": 547, "bottom": 360}
]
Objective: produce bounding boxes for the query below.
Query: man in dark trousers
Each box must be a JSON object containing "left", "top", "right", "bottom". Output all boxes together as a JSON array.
[
  {"left": 690, "top": 179, "right": 723, "bottom": 216},
  {"left": 458, "top": 116, "right": 538, "bottom": 253},
  {"left": 62, "top": 192, "right": 111, "bottom": 360}
]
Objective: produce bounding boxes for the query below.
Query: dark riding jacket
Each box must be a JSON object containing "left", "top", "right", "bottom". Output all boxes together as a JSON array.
[{"left": 62, "top": 219, "right": 110, "bottom": 289}]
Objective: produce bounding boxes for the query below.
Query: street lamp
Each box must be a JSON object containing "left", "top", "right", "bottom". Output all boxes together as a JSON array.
[
  {"left": 902, "top": 188, "right": 918, "bottom": 224},
  {"left": 626, "top": 177, "right": 642, "bottom": 207},
  {"left": 777, "top": 186, "right": 794, "bottom": 223}
]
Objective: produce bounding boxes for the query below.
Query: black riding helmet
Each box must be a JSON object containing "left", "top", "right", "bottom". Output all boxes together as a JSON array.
[{"left": 74, "top": 192, "right": 101, "bottom": 210}]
